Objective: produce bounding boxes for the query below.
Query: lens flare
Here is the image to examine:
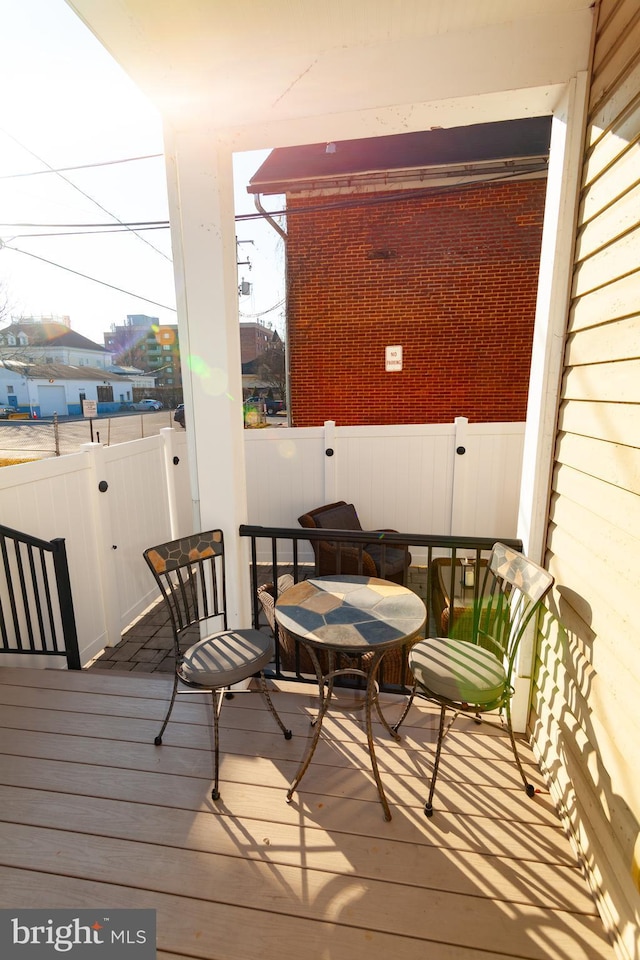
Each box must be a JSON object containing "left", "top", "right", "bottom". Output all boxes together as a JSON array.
[{"left": 186, "top": 355, "right": 228, "bottom": 396}]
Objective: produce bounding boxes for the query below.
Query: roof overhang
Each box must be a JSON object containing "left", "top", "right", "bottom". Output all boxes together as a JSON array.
[{"left": 65, "top": 1, "right": 594, "bottom": 141}]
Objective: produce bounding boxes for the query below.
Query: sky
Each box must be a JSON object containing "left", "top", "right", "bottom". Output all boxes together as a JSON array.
[{"left": 0, "top": 0, "right": 285, "bottom": 345}]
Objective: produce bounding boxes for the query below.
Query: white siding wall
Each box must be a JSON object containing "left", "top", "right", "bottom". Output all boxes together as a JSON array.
[{"left": 532, "top": 2, "right": 640, "bottom": 957}]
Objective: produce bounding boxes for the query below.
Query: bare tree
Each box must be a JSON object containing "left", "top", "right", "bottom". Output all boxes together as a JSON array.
[
  {"left": 257, "top": 340, "right": 286, "bottom": 401},
  {"left": 0, "top": 282, "right": 13, "bottom": 327}
]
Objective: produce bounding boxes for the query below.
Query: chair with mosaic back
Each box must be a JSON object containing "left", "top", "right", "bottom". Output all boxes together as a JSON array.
[{"left": 143, "top": 529, "right": 292, "bottom": 801}]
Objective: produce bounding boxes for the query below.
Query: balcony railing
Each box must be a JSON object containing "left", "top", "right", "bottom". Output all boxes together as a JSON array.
[
  {"left": 0, "top": 523, "right": 80, "bottom": 669},
  {"left": 240, "top": 523, "right": 522, "bottom": 692}
]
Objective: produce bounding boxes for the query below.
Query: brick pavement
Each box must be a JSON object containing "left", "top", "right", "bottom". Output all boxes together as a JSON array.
[
  {"left": 87, "top": 598, "right": 178, "bottom": 673},
  {"left": 86, "top": 565, "right": 429, "bottom": 674}
]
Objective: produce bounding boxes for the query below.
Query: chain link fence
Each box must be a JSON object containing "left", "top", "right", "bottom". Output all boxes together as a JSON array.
[{"left": 0, "top": 410, "right": 179, "bottom": 462}]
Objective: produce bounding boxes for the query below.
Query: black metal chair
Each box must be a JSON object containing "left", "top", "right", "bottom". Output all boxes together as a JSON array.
[
  {"left": 143, "top": 529, "right": 292, "bottom": 801},
  {"left": 393, "top": 542, "right": 554, "bottom": 817}
]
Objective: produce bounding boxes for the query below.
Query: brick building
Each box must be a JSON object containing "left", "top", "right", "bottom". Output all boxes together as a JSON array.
[
  {"left": 248, "top": 117, "right": 551, "bottom": 427},
  {"left": 239, "top": 321, "right": 279, "bottom": 364},
  {"left": 104, "top": 314, "right": 183, "bottom": 404}
]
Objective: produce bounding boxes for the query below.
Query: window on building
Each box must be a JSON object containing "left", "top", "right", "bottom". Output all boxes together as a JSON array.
[
  {"left": 7, "top": 386, "right": 14, "bottom": 394},
  {"left": 97, "top": 385, "right": 114, "bottom": 402}
]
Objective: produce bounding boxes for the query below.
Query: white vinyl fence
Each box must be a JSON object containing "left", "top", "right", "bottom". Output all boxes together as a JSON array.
[
  {"left": 0, "top": 418, "right": 524, "bottom": 666},
  {"left": 245, "top": 418, "right": 525, "bottom": 563}
]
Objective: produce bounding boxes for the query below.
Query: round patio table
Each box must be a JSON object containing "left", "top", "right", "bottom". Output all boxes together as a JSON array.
[{"left": 275, "top": 574, "right": 426, "bottom": 820}]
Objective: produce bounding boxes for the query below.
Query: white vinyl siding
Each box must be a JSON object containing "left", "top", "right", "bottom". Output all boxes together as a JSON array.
[{"left": 531, "top": 2, "right": 640, "bottom": 958}]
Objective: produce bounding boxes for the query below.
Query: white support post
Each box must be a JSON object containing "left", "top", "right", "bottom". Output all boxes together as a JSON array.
[
  {"left": 512, "top": 75, "right": 589, "bottom": 731},
  {"left": 81, "top": 441, "right": 122, "bottom": 648},
  {"left": 449, "top": 417, "right": 469, "bottom": 536},
  {"left": 160, "top": 427, "right": 180, "bottom": 539},
  {"left": 519, "top": 73, "right": 589, "bottom": 563},
  {"left": 163, "top": 127, "right": 250, "bottom": 627},
  {"left": 324, "top": 420, "right": 337, "bottom": 503}
]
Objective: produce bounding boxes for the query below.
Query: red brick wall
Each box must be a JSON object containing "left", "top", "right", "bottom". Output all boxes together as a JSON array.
[{"left": 286, "top": 179, "right": 546, "bottom": 426}]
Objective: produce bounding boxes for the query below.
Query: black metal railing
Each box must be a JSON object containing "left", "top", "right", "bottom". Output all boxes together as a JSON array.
[
  {"left": 240, "top": 523, "right": 522, "bottom": 691},
  {"left": 0, "top": 524, "right": 81, "bottom": 670}
]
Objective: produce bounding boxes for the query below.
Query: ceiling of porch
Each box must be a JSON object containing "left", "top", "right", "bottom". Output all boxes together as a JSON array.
[{"left": 66, "top": 0, "right": 595, "bottom": 139}]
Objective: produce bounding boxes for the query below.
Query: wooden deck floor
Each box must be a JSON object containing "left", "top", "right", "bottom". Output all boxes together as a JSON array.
[{"left": 0, "top": 666, "right": 615, "bottom": 960}]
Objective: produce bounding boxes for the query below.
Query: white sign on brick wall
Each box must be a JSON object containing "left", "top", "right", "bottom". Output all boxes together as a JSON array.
[{"left": 385, "top": 345, "right": 403, "bottom": 371}]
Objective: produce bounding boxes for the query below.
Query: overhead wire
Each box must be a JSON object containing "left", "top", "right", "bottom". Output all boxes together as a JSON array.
[
  {"left": 0, "top": 149, "right": 547, "bottom": 314},
  {"left": 0, "top": 153, "right": 163, "bottom": 180},
  {"left": 239, "top": 299, "right": 286, "bottom": 319},
  {"left": 0, "top": 128, "right": 172, "bottom": 262},
  {"left": 0, "top": 242, "right": 176, "bottom": 312}
]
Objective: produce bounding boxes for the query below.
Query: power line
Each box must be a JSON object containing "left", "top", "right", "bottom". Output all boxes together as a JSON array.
[
  {"left": 2, "top": 225, "right": 170, "bottom": 239},
  {"left": 1, "top": 242, "right": 176, "bottom": 312},
  {"left": 0, "top": 153, "right": 164, "bottom": 180},
  {"left": 0, "top": 220, "right": 168, "bottom": 228},
  {"left": 239, "top": 299, "right": 285, "bottom": 319},
  {"left": 0, "top": 128, "right": 172, "bottom": 263}
]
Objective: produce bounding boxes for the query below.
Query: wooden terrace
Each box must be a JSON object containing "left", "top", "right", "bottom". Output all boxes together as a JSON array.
[{"left": 0, "top": 665, "right": 616, "bottom": 960}]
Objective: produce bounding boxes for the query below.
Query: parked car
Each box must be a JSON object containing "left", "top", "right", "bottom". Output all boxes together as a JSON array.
[
  {"left": 245, "top": 396, "right": 286, "bottom": 415},
  {"left": 136, "top": 399, "right": 163, "bottom": 411},
  {"left": 174, "top": 404, "right": 185, "bottom": 427}
]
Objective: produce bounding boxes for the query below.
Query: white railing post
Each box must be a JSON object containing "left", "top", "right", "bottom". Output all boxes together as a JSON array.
[
  {"left": 450, "top": 416, "right": 469, "bottom": 535},
  {"left": 324, "top": 420, "right": 337, "bottom": 503},
  {"left": 81, "top": 441, "right": 122, "bottom": 648},
  {"left": 160, "top": 427, "right": 180, "bottom": 538}
]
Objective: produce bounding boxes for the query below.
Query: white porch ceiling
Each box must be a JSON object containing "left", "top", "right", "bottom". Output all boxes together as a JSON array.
[{"left": 66, "top": 0, "right": 595, "bottom": 138}]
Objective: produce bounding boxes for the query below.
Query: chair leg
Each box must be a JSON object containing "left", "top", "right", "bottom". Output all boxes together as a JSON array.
[
  {"left": 391, "top": 681, "right": 416, "bottom": 735},
  {"left": 258, "top": 672, "right": 293, "bottom": 740},
  {"left": 425, "top": 704, "right": 448, "bottom": 818},
  {"left": 211, "top": 688, "right": 222, "bottom": 801},
  {"left": 154, "top": 670, "right": 180, "bottom": 745},
  {"left": 505, "top": 699, "right": 535, "bottom": 798}
]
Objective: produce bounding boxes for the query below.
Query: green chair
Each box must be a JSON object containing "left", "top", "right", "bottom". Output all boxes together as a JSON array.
[
  {"left": 394, "top": 542, "right": 554, "bottom": 817},
  {"left": 143, "top": 529, "right": 292, "bottom": 801}
]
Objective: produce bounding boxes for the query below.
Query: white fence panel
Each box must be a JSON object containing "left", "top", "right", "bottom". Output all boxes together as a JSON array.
[
  {"left": 242, "top": 419, "right": 524, "bottom": 564},
  {"left": 0, "top": 432, "right": 184, "bottom": 667},
  {"left": 95, "top": 436, "right": 175, "bottom": 635},
  {"left": 244, "top": 427, "right": 326, "bottom": 562},
  {"left": 164, "top": 428, "right": 193, "bottom": 536},
  {"left": 450, "top": 421, "right": 526, "bottom": 538},
  {"left": 0, "top": 453, "right": 107, "bottom": 665},
  {"left": 332, "top": 422, "right": 456, "bottom": 540},
  {"left": 0, "top": 420, "right": 526, "bottom": 666}
]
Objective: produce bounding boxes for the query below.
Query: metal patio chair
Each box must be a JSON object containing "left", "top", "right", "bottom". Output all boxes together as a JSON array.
[
  {"left": 393, "top": 541, "right": 554, "bottom": 817},
  {"left": 143, "top": 529, "right": 292, "bottom": 801}
]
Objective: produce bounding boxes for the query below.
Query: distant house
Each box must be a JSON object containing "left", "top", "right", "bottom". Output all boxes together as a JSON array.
[
  {"left": 240, "top": 323, "right": 284, "bottom": 396},
  {"left": 0, "top": 317, "right": 113, "bottom": 369},
  {"left": 0, "top": 361, "right": 135, "bottom": 417},
  {"left": 248, "top": 117, "right": 552, "bottom": 427}
]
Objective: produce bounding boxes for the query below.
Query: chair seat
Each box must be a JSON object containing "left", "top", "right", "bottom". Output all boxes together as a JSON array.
[
  {"left": 408, "top": 636, "right": 506, "bottom": 706},
  {"left": 179, "top": 629, "right": 274, "bottom": 687}
]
